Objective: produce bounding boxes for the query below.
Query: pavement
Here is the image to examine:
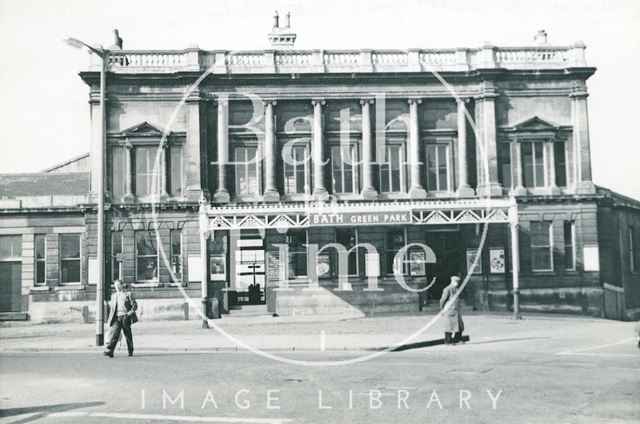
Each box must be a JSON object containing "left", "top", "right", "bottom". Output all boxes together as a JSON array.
[
  {"left": 0, "top": 311, "right": 636, "bottom": 353},
  {"left": 1, "top": 312, "right": 639, "bottom": 423}
]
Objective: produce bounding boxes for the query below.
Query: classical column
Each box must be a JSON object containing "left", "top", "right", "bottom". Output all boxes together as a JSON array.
[
  {"left": 263, "top": 101, "right": 279, "bottom": 202},
  {"left": 408, "top": 98, "right": 426, "bottom": 198},
  {"left": 475, "top": 84, "right": 503, "bottom": 197},
  {"left": 456, "top": 98, "right": 474, "bottom": 197},
  {"left": 123, "top": 143, "right": 135, "bottom": 203},
  {"left": 312, "top": 99, "right": 328, "bottom": 199},
  {"left": 570, "top": 84, "right": 595, "bottom": 194},
  {"left": 214, "top": 99, "right": 230, "bottom": 202},
  {"left": 512, "top": 141, "right": 526, "bottom": 196},
  {"left": 360, "top": 99, "right": 377, "bottom": 199},
  {"left": 547, "top": 141, "right": 561, "bottom": 195}
]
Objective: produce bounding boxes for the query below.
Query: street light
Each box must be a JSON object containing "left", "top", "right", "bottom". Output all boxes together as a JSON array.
[{"left": 64, "top": 36, "right": 108, "bottom": 346}]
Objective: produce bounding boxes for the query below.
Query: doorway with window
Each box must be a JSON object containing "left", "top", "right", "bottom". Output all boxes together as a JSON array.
[
  {"left": 234, "top": 231, "right": 266, "bottom": 306},
  {"left": 425, "top": 229, "right": 462, "bottom": 303}
]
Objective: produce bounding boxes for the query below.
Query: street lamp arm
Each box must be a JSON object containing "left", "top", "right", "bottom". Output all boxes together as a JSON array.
[{"left": 63, "top": 37, "right": 106, "bottom": 57}]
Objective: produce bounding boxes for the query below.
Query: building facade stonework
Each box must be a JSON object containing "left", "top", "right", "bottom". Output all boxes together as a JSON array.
[{"left": 1, "top": 36, "right": 639, "bottom": 322}]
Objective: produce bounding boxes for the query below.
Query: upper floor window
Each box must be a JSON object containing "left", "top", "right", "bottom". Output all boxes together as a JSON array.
[
  {"left": 111, "top": 147, "right": 126, "bottom": 199},
  {"left": 284, "top": 144, "right": 310, "bottom": 195},
  {"left": 499, "top": 143, "right": 512, "bottom": 189},
  {"left": 554, "top": 142, "right": 567, "bottom": 187},
  {"left": 331, "top": 145, "right": 359, "bottom": 194},
  {"left": 522, "top": 141, "right": 545, "bottom": 188},
  {"left": 134, "top": 146, "right": 160, "bottom": 197},
  {"left": 234, "top": 146, "right": 260, "bottom": 196},
  {"left": 34, "top": 234, "right": 46, "bottom": 285},
  {"left": 379, "top": 144, "right": 405, "bottom": 193},
  {"left": 426, "top": 144, "right": 451, "bottom": 192},
  {"left": 60, "top": 234, "right": 81, "bottom": 284},
  {"left": 530, "top": 221, "right": 553, "bottom": 271},
  {"left": 168, "top": 146, "right": 183, "bottom": 198}
]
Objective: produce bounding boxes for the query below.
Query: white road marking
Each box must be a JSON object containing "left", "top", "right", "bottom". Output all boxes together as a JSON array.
[
  {"left": 320, "top": 330, "right": 326, "bottom": 352},
  {"left": 88, "top": 412, "right": 293, "bottom": 423},
  {"left": 556, "top": 352, "right": 638, "bottom": 358},
  {"left": 556, "top": 337, "right": 635, "bottom": 355}
]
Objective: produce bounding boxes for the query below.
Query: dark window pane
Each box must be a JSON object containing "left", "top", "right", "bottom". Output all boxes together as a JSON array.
[
  {"left": 111, "top": 147, "right": 125, "bottom": 198},
  {"left": 137, "top": 256, "right": 158, "bottom": 281},
  {"left": 36, "top": 262, "right": 46, "bottom": 285},
  {"left": 169, "top": 146, "right": 182, "bottom": 197},
  {"left": 563, "top": 221, "right": 574, "bottom": 270},
  {"left": 60, "top": 235, "right": 80, "bottom": 259},
  {"left": 35, "top": 235, "right": 45, "bottom": 260},
  {"left": 555, "top": 142, "right": 567, "bottom": 187},
  {"left": 61, "top": 260, "right": 80, "bottom": 283},
  {"left": 522, "top": 143, "right": 534, "bottom": 187}
]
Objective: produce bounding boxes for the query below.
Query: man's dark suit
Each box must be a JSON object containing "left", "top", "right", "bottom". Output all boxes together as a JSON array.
[{"left": 105, "top": 291, "right": 138, "bottom": 355}]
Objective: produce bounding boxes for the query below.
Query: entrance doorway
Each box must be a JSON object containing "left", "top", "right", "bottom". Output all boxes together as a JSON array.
[
  {"left": 234, "top": 232, "right": 266, "bottom": 305},
  {"left": 0, "top": 234, "right": 22, "bottom": 314},
  {"left": 425, "top": 230, "right": 462, "bottom": 303}
]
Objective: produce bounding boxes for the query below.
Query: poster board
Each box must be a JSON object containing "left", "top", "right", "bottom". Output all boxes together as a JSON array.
[
  {"left": 365, "top": 253, "right": 380, "bottom": 277},
  {"left": 87, "top": 257, "right": 98, "bottom": 285},
  {"left": 466, "top": 249, "right": 483, "bottom": 274},
  {"left": 489, "top": 248, "right": 505, "bottom": 274},
  {"left": 187, "top": 256, "right": 203, "bottom": 282},
  {"left": 409, "top": 251, "right": 426, "bottom": 276},
  {"left": 209, "top": 254, "right": 226, "bottom": 281},
  {"left": 317, "top": 253, "right": 331, "bottom": 278},
  {"left": 583, "top": 244, "right": 600, "bottom": 271}
]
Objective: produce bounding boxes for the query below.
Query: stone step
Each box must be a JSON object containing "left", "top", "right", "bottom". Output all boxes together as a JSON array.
[{"left": 228, "top": 304, "right": 270, "bottom": 316}]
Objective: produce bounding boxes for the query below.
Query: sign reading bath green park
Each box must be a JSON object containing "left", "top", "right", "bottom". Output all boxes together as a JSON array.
[{"left": 308, "top": 211, "right": 412, "bottom": 226}]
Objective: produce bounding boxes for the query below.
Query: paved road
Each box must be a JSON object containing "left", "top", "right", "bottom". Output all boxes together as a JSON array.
[{"left": 1, "top": 320, "right": 638, "bottom": 423}]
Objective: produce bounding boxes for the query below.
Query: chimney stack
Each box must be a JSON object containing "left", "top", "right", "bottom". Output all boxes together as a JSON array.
[
  {"left": 268, "top": 11, "right": 296, "bottom": 49},
  {"left": 534, "top": 29, "right": 548, "bottom": 45}
]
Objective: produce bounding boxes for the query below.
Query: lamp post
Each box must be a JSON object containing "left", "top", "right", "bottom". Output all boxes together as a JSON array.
[
  {"left": 64, "top": 37, "right": 108, "bottom": 345},
  {"left": 508, "top": 196, "right": 522, "bottom": 320}
]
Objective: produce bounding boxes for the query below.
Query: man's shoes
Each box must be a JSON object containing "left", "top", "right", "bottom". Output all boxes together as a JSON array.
[
  {"left": 103, "top": 350, "right": 113, "bottom": 358},
  {"left": 128, "top": 351, "right": 133, "bottom": 357}
]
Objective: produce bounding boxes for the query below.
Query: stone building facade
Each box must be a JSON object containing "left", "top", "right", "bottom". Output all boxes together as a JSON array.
[{"left": 1, "top": 28, "right": 639, "bottom": 322}]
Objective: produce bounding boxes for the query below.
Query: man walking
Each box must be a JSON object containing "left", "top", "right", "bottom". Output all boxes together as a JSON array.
[
  {"left": 103, "top": 279, "right": 138, "bottom": 357},
  {"left": 440, "top": 276, "right": 465, "bottom": 345}
]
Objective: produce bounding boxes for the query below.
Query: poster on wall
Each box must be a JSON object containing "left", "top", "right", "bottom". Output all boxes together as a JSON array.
[
  {"left": 317, "top": 253, "right": 331, "bottom": 278},
  {"left": 409, "top": 251, "right": 426, "bottom": 276},
  {"left": 583, "top": 244, "right": 600, "bottom": 271},
  {"left": 209, "top": 254, "right": 226, "bottom": 281},
  {"left": 365, "top": 253, "right": 380, "bottom": 277},
  {"left": 466, "top": 249, "right": 483, "bottom": 274},
  {"left": 489, "top": 248, "right": 505, "bottom": 274}
]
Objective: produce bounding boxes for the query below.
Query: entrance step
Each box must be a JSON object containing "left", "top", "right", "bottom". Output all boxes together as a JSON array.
[{"left": 227, "top": 304, "right": 270, "bottom": 317}]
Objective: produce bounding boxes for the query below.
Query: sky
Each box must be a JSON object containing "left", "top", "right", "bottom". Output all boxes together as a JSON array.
[{"left": 0, "top": 0, "right": 639, "bottom": 198}]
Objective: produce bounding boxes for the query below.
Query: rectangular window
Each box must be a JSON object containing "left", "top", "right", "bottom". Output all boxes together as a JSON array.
[
  {"left": 135, "top": 231, "right": 158, "bottom": 282},
  {"left": 630, "top": 227, "right": 636, "bottom": 273},
  {"left": 331, "top": 145, "right": 359, "bottom": 194},
  {"left": 499, "top": 143, "right": 512, "bottom": 189},
  {"left": 563, "top": 221, "right": 575, "bottom": 270},
  {"left": 60, "top": 234, "right": 81, "bottom": 283},
  {"left": 168, "top": 146, "right": 183, "bottom": 198},
  {"left": 284, "top": 144, "right": 310, "bottom": 195},
  {"left": 111, "top": 146, "right": 126, "bottom": 199},
  {"left": 336, "top": 227, "right": 358, "bottom": 276},
  {"left": 111, "top": 231, "right": 123, "bottom": 283},
  {"left": 0, "top": 235, "right": 21, "bottom": 260},
  {"left": 426, "top": 144, "right": 450, "bottom": 191},
  {"left": 554, "top": 142, "right": 567, "bottom": 187},
  {"left": 287, "top": 230, "right": 307, "bottom": 278},
  {"left": 34, "top": 235, "right": 46, "bottom": 285},
  {"left": 170, "top": 229, "right": 182, "bottom": 282},
  {"left": 234, "top": 147, "right": 259, "bottom": 196},
  {"left": 522, "top": 141, "right": 545, "bottom": 188},
  {"left": 530, "top": 221, "right": 553, "bottom": 271},
  {"left": 379, "top": 144, "right": 404, "bottom": 193},
  {"left": 385, "top": 228, "right": 407, "bottom": 275},
  {"left": 134, "top": 146, "right": 160, "bottom": 197}
]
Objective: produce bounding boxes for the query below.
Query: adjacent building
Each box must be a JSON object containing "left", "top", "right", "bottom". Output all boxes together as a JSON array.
[{"left": 1, "top": 22, "right": 639, "bottom": 322}]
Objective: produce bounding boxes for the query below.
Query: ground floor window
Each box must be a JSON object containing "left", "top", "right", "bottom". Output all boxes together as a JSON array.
[
  {"left": 0, "top": 236, "right": 21, "bottom": 261},
  {"left": 34, "top": 234, "right": 46, "bottom": 285},
  {"left": 287, "top": 230, "right": 307, "bottom": 278},
  {"left": 135, "top": 231, "right": 158, "bottom": 282},
  {"left": 170, "top": 229, "right": 182, "bottom": 282},
  {"left": 335, "top": 227, "right": 358, "bottom": 276},
  {"left": 60, "top": 234, "right": 81, "bottom": 283},
  {"left": 111, "top": 231, "right": 123, "bottom": 283},
  {"left": 530, "top": 221, "right": 553, "bottom": 271},
  {"left": 563, "top": 221, "right": 575, "bottom": 270}
]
